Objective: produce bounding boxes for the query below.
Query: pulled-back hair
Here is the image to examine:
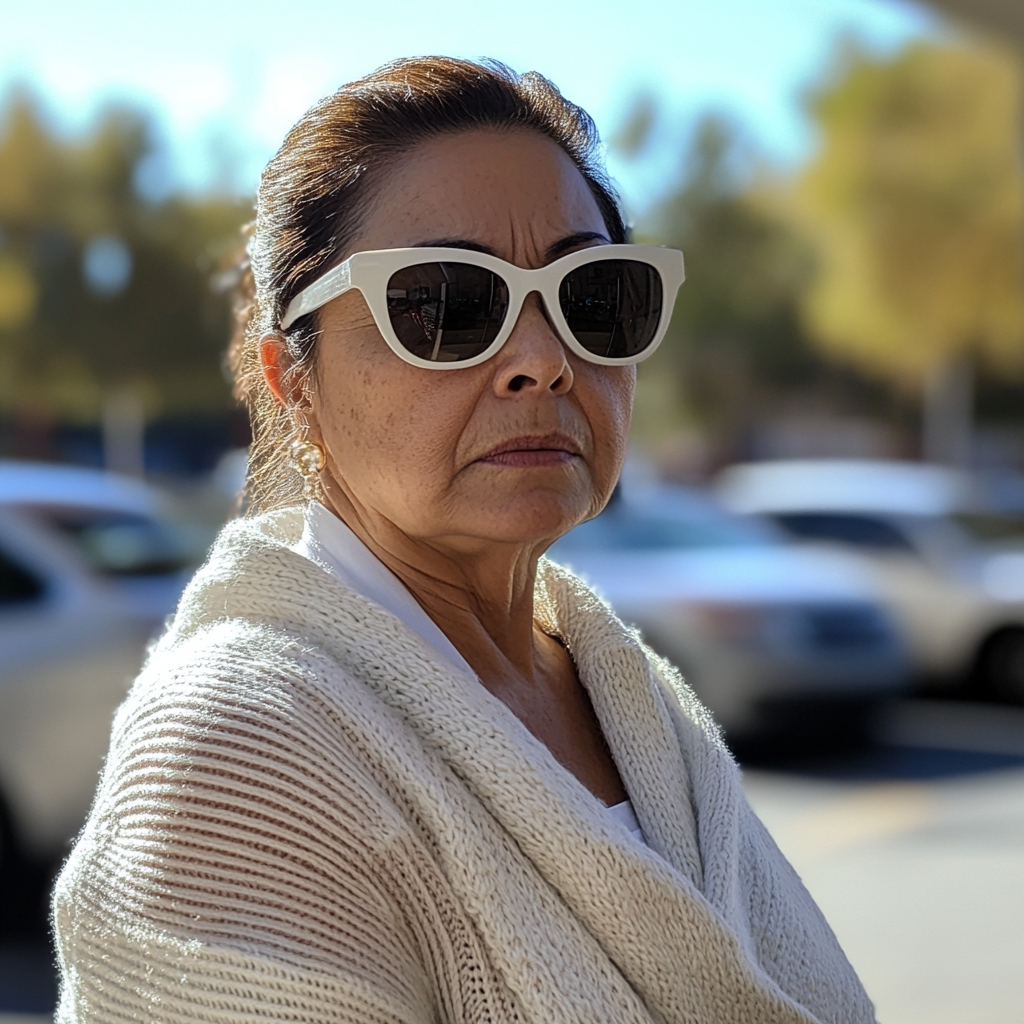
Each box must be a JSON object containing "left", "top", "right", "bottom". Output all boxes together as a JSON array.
[{"left": 228, "top": 57, "right": 626, "bottom": 514}]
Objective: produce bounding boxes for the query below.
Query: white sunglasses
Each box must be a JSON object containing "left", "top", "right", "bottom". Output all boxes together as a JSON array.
[{"left": 280, "top": 244, "right": 685, "bottom": 369}]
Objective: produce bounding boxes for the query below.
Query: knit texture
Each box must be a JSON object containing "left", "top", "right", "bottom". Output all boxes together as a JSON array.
[{"left": 53, "top": 508, "right": 876, "bottom": 1024}]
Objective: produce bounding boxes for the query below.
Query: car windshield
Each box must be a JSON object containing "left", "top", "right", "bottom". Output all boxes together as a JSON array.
[
  {"left": 31, "top": 507, "right": 213, "bottom": 576},
  {"left": 772, "top": 512, "right": 917, "bottom": 552},
  {"left": 553, "top": 502, "right": 775, "bottom": 552}
]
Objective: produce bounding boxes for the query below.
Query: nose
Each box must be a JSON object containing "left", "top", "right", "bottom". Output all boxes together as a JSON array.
[{"left": 491, "top": 291, "right": 574, "bottom": 396}]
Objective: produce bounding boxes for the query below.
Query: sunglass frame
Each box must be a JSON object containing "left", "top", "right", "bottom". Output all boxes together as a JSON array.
[{"left": 280, "top": 244, "right": 685, "bottom": 369}]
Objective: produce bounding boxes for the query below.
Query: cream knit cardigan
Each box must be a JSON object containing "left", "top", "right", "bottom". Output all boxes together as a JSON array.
[{"left": 53, "top": 508, "right": 876, "bottom": 1024}]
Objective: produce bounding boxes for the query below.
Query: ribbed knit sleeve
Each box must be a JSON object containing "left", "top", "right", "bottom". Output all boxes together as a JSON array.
[{"left": 53, "top": 623, "right": 442, "bottom": 1024}]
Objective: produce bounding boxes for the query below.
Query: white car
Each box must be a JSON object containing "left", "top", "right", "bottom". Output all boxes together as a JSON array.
[
  {"left": 0, "top": 461, "right": 208, "bottom": 871},
  {"left": 548, "top": 486, "right": 909, "bottom": 744},
  {"left": 717, "top": 459, "right": 1024, "bottom": 702}
]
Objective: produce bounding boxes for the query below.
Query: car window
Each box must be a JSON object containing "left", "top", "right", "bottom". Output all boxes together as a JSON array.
[
  {"left": 32, "top": 509, "right": 212, "bottom": 577},
  {"left": 0, "top": 546, "right": 46, "bottom": 605},
  {"left": 952, "top": 513, "right": 1024, "bottom": 544},
  {"left": 553, "top": 508, "right": 773, "bottom": 552},
  {"left": 773, "top": 512, "right": 916, "bottom": 552}
]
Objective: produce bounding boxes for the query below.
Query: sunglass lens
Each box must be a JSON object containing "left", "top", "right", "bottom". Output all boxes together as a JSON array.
[
  {"left": 559, "top": 259, "right": 663, "bottom": 359},
  {"left": 386, "top": 263, "right": 509, "bottom": 362}
]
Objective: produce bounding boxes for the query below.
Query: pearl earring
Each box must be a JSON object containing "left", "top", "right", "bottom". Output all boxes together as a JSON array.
[{"left": 292, "top": 439, "right": 325, "bottom": 477}]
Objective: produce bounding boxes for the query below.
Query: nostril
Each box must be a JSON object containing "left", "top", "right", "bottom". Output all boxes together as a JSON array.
[
  {"left": 550, "top": 374, "right": 564, "bottom": 391},
  {"left": 508, "top": 374, "right": 530, "bottom": 392}
]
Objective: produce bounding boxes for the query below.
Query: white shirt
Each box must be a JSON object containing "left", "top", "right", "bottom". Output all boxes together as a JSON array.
[{"left": 293, "top": 502, "right": 648, "bottom": 847}]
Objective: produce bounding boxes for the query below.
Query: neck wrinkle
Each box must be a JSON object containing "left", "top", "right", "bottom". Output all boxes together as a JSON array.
[{"left": 316, "top": 485, "right": 548, "bottom": 681}]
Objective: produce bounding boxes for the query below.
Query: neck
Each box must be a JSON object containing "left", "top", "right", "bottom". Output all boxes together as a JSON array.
[{"left": 315, "top": 488, "right": 550, "bottom": 686}]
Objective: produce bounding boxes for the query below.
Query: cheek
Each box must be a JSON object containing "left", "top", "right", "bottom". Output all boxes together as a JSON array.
[
  {"left": 311, "top": 329, "right": 480, "bottom": 501},
  {"left": 576, "top": 365, "right": 634, "bottom": 506},
  {"left": 583, "top": 366, "right": 635, "bottom": 459}
]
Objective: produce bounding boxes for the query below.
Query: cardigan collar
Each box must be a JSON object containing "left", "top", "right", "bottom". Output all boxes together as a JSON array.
[
  {"left": 173, "top": 509, "right": 705, "bottom": 882},
  {"left": 167, "top": 510, "right": 827, "bottom": 1024}
]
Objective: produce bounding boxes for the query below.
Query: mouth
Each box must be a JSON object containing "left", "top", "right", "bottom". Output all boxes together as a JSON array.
[{"left": 476, "top": 433, "right": 583, "bottom": 468}]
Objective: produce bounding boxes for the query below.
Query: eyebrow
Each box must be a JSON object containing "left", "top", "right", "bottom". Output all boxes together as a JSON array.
[
  {"left": 413, "top": 230, "right": 611, "bottom": 262},
  {"left": 546, "top": 231, "right": 610, "bottom": 259},
  {"left": 415, "top": 238, "right": 497, "bottom": 255}
]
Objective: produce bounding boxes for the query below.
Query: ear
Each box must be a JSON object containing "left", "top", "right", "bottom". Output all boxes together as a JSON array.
[{"left": 260, "top": 334, "right": 301, "bottom": 406}]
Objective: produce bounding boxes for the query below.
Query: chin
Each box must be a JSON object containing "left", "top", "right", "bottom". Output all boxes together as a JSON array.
[{"left": 471, "top": 492, "right": 591, "bottom": 546}]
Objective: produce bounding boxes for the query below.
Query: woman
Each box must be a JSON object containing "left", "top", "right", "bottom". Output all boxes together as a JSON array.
[{"left": 54, "top": 58, "right": 875, "bottom": 1024}]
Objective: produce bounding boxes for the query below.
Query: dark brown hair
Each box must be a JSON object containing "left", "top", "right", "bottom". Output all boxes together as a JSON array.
[{"left": 228, "top": 56, "right": 626, "bottom": 513}]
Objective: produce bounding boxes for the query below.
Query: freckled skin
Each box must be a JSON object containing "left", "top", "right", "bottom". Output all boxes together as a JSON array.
[{"left": 262, "top": 129, "right": 634, "bottom": 804}]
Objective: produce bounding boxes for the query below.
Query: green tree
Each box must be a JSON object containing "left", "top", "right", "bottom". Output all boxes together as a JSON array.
[
  {"left": 798, "top": 40, "right": 1024, "bottom": 463},
  {"left": 0, "top": 90, "right": 251, "bottom": 430},
  {"left": 623, "top": 112, "right": 819, "bottom": 461}
]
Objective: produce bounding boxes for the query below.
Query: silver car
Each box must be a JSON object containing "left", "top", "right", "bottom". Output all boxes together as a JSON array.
[
  {"left": 548, "top": 486, "right": 909, "bottom": 745},
  {"left": 0, "top": 461, "right": 205, "bottom": 871},
  {"left": 717, "top": 459, "right": 1024, "bottom": 702}
]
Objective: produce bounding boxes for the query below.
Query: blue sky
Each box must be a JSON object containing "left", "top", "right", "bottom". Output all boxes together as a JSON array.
[{"left": 1, "top": 0, "right": 940, "bottom": 209}]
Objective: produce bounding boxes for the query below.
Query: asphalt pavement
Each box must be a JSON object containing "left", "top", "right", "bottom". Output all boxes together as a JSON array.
[
  {"left": 2, "top": 698, "right": 1022, "bottom": 1023},
  {"left": 744, "top": 699, "right": 1024, "bottom": 1024}
]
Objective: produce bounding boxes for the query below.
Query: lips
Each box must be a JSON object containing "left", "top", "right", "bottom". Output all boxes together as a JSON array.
[{"left": 476, "top": 433, "right": 582, "bottom": 468}]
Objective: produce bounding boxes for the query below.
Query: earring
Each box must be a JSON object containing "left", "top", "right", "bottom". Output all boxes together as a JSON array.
[{"left": 292, "top": 439, "right": 325, "bottom": 477}]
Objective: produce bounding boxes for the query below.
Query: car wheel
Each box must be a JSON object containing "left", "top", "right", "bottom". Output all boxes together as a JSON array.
[
  {"left": 977, "top": 628, "right": 1024, "bottom": 704},
  {"left": 0, "top": 793, "right": 20, "bottom": 936},
  {"left": 0, "top": 792, "right": 54, "bottom": 939},
  {"left": 727, "top": 696, "right": 879, "bottom": 764}
]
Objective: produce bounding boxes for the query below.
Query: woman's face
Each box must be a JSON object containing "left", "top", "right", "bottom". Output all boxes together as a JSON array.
[{"left": 304, "top": 129, "right": 634, "bottom": 553}]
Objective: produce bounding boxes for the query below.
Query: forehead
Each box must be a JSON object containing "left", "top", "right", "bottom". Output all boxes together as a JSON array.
[{"left": 350, "top": 129, "right": 608, "bottom": 258}]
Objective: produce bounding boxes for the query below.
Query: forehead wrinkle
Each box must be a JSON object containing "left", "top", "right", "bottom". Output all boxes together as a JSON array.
[
  {"left": 346, "top": 130, "right": 606, "bottom": 263},
  {"left": 505, "top": 214, "right": 594, "bottom": 269}
]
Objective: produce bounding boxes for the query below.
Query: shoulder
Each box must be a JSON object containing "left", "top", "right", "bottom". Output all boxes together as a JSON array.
[
  {"left": 54, "top": 615, "right": 444, "bottom": 1023},
  {"left": 538, "top": 555, "right": 725, "bottom": 741},
  {"left": 92, "top": 615, "right": 416, "bottom": 861}
]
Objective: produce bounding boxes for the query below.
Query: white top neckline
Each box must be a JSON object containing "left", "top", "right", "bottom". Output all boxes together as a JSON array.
[
  {"left": 606, "top": 798, "right": 647, "bottom": 845},
  {"left": 292, "top": 502, "right": 648, "bottom": 847},
  {"left": 294, "top": 502, "right": 476, "bottom": 679}
]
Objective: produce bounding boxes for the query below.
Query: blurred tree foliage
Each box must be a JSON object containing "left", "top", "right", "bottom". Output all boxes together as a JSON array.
[
  {"left": 0, "top": 90, "right": 251, "bottom": 426},
  {"left": 799, "top": 40, "right": 1024, "bottom": 386},
  {"left": 620, "top": 36, "right": 1024, "bottom": 468},
  {"left": 646, "top": 118, "right": 817, "bottom": 391},
  {"left": 622, "top": 111, "right": 825, "bottom": 452}
]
